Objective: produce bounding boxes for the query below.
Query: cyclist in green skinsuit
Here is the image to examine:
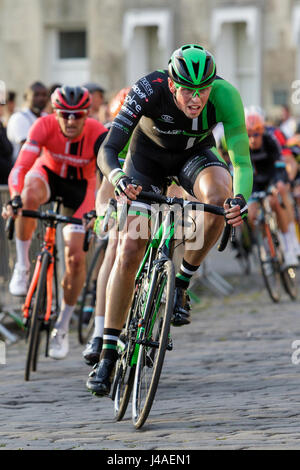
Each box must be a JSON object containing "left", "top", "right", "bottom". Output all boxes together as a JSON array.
[{"left": 87, "top": 44, "right": 253, "bottom": 396}]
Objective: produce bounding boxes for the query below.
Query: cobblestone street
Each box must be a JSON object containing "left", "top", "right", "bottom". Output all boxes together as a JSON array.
[{"left": 1, "top": 247, "right": 300, "bottom": 451}]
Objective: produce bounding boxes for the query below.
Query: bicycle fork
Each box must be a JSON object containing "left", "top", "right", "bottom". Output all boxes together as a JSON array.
[
  {"left": 131, "top": 262, "right": 173, "bottom": 367},
  {"left": 23, "top": 227, "right": 56, "bottom": 326}
]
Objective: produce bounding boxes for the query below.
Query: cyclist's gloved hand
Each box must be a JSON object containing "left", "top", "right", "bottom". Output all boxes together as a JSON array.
[
  {"left": 114, "top": 174, "right": 135, "bottom": 198},
  {"left": 225, "top": 194, "right": 248, "bottom": 219},
  {"left": 7, "top": 194, "right": 23, "bottom": 215},
  {"left": 112, "top": 171, "right": 142, "bottom": 202},
  {"left": 82, "top": 209, "right": 97, "bottom": 230}
]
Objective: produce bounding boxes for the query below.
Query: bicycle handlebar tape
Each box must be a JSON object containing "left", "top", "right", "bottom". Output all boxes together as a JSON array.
[
  {"left": 6, "top": 217, "right": 15, "bottom": 240},
  {"left": 118, "top": 202, "right": 130, "bottom": 232},
  {"left": 217, "top": 222, "right": 231, "bottom": 252},
  {"left": 83, "top": 229, "right": 93, "bottom": 252}
]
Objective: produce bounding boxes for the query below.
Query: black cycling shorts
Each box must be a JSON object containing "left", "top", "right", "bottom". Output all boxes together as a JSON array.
[
  {"left": 124, "top": 146, "right": 230, "bottom": 200},
  {"left": 43, "top": 165, "right": 87, "bottom": 214}
]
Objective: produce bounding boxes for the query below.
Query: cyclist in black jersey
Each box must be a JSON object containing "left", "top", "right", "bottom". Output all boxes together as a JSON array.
[
  {"left": 87, "top": 44, "right": 253, "bottom": 396},
  {"left": 246, "top": 109, "right": 299, "bottom": 268}
]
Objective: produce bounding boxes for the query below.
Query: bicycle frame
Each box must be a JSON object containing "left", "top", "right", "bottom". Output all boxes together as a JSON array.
[
  {"left": 130, "top": 205, "right": 197, "bottom": 367},
  {"left": 254, "top": 192, "right": 278, "bottom": 260},
  {"left": 23, "top": 225, "right": 57, "bottom": 324}
]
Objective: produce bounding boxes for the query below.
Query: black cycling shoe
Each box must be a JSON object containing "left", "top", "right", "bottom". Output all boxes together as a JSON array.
[
  {"left": 86, "top": 358, "right": 116, "bottom": 397},
  {"left": 171, "top": 287, "right": 191, "bottom": 327},
  {"left": 82, "top": 337, "right": 103, "bottom": 366}
]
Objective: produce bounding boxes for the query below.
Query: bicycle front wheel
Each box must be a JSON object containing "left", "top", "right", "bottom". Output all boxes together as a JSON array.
[
  {"left": 132, "top": 259, "right": 175, "bottom": 429},
  {"left": 281, "top": 266, "right": 298, "bottom": 300},
  {"left": 25, "top": 252, "right": 50, "bottom": 381},
  {"left": 112, "top": 272, "right": 147, "bottom": 421}
]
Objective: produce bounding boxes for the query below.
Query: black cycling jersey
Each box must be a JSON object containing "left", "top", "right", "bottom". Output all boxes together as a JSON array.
[
  {"left": 99, "top": 69, "right": 252, "bottom": 200},
  {"left": 250, "top": 132, "right": 285, "bottom": 185}
]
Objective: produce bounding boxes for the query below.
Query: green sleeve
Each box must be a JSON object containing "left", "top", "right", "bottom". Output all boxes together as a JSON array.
[{"left": 211, "top": 79, "right": 253, "bottom": 201}]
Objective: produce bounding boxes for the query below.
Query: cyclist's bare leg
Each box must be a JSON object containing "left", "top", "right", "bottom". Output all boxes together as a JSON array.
[
  {"left": 94, "top": 228, "right": 118, "bottom": 327},
  {"left": 16, "top": 177, "right": 48, "bottom": 241},
  {"left": 247, "top": 200, "right": 259, "bottom": 230},
  {"left": 104, "top": 214, "right": 149, "bottom": 330},
  {"left": 92, "top": 177, "right": 116, "bottom": 333},
  {"left": 53, "top": 229, "right": 87, "bottom": 336},
  {"left": 269, "top": 193, "right": 289, "bottom": 233},
  {"left": 272, "top": 182, "right": 300, "bottom": 259},
  {"left": 12, "top": 177, "right": 48, "bottom": 280},
  {"left": 62, "top": 229, "right": 86, "bottom": 306},
  {"left": 183, "top": 166, "right": 232, "bottom": 266}
]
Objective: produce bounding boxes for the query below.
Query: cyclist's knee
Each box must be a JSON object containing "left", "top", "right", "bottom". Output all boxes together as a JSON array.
[
  {"left": 204, "top": 190, "right": 231, "bottom": 208},
  {"left": 65, "top": 250, "right": 85, "bottom": 273},
  {"left": 21, "top": 182, "right": 46, "bottom": 209},
  {"left": 117, "top": 238, "right": 145, "bottom": 275},
  {"left": 275, "top": 180, "right": 287, "bottom": 195}
]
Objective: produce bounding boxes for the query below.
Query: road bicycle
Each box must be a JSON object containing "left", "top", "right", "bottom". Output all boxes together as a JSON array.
[
  {"left": 253, "top": 190, "right": 298, "bottom": 302},
  {"left": 7, "top": 198, "right": 84, "bottom": 381},
  {"left": 110, "top": 190, "right": 231, "bottom": 429}
]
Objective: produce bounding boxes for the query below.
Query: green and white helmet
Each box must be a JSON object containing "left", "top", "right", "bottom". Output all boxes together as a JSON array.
[{"left": 168, "top": 44, "right": 216, "bottom": 90}]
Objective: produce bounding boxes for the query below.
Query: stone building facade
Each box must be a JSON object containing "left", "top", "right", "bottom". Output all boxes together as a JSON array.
[{"left": 0, "top": 0, "right": 300, "bottom": 117}]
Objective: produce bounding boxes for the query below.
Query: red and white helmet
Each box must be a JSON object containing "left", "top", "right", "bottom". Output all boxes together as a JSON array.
[{"left": 51, "top": 86, "right": 91, "bottom": 111}]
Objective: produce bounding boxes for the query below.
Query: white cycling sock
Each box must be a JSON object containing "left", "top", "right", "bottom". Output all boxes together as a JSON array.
[
  {"left": 92, "top": 315, "right": 105, "bottom": 339},
  {"left": 288, "top": 223, "right": 300, "bottom": 255},
  {"left": 16, "top": 238, "right": 31, "bottom": 270},
  {"left": 55, "top": 301, "right": 75, "bottom": 333}
]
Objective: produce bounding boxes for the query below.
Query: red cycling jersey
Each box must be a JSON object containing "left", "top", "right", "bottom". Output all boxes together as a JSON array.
[
  {"left": 8, "top": 114, "right": 107, "bottom": 218},
  {"left": 9, "top": 113, "right": 107, "bottom": 195}
]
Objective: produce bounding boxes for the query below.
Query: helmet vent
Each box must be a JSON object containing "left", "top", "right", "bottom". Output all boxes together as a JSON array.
[
  {"left": 192, "top": 61, "right": 200, "bottom": 80},
  {"left": 203, "top": 57, "right": 213, "bottom": 78},
  {"left": 178, "top": 57, "right": 190, "bottom": 80}
]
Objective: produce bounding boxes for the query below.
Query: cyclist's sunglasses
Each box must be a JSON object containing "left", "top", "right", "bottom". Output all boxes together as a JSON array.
[
  {"left": 173, "top": 82, "right": 211, "bottom": 97},
  {"left": 56, "top": 110, "right": 88, "bottom": 120},
  {"left": 248, "top": 132, "right": 262, "bottom": 138}
]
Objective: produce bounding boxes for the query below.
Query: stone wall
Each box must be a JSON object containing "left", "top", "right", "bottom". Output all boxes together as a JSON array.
[{"left": 0, "top": 0, "right": 299, "bottom": 115}]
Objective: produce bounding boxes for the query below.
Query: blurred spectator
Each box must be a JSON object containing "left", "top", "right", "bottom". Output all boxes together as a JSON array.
[
  {"left": 7, "top": 81, "right": 48, "bottom": 162},
  {"left": 43, "top": 83, "right": 62, "bottom": 114},
  {"left": 99, "top": 86, "right": 131, "bottom": 126},
  {"left": 0, "top": 103, "right": 13, "bottom": 184},
  {"left": 279, "top": 104, "right": 297, "bottom": 139},
  {"left": 83, "top": 82, "right": 105, "bottom": 121},
  {"left": 2, "top": 90, "right": 17, "bottom": 127}
]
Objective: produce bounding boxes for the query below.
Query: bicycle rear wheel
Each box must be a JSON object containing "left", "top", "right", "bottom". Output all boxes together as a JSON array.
[
  {"left": 256, "top": 223, "right": 281, "bottom": 302},
  {"left": 77, "top": 239, "right": 107, "bottom": 344},
  {"left": 25, "top": 252, "right": 49, "bottom": 381},
  {"left": 132, "top": 259, "right": 175, "bottom": 429}
]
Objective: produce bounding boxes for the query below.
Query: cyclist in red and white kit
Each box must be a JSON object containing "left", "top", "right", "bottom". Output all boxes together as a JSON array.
[{"left": 2, "top": 86, "right": 108, "bottom": 359}]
